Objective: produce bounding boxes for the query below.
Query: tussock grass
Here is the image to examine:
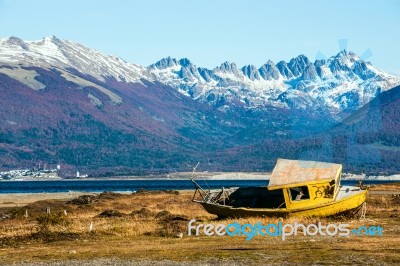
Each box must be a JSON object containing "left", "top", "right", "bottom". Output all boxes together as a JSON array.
[{"left": 0, "top": 184, "right": 399, "bottom": 264}]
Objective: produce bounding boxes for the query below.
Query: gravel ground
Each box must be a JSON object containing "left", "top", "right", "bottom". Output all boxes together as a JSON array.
[{"left": 4, "top": 258, "right": 258, "bottom": 266}]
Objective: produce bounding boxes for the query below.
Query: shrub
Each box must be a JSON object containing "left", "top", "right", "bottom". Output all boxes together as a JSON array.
[{"left": 36, "top": 212, "right": 71, "bottom": 232}]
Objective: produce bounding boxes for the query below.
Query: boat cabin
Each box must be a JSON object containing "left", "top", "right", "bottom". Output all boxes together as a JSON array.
[{"left": 267, "top": 158, "right": 342, "bottom": 210}]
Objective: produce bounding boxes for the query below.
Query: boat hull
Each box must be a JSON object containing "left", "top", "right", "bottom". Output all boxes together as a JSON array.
[{"left": 200, "top": 188, "right": 367, "bottom": 218}]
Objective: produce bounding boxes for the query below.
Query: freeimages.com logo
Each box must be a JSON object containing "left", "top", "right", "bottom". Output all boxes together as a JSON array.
[{"left": 188, "top": 220, "right": 383, "bottom": 241}]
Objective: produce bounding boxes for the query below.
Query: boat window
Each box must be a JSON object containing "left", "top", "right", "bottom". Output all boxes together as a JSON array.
[
  {"left": 289, "top": 186, "right": 310, "bottom": 201},
  {"left": 222, "top": 187, "right": 286, "bottom": 209}
]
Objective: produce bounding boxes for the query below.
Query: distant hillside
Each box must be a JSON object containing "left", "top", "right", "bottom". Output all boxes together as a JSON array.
[
  {"left": 0, "top": 36, "right": 400, "bottom": 175},
  {"left": 329, "top": 84, "right": 400, "bottom": 174},
  {"left": 0, "top": 68, "right": 239, "bottom": 175},
  {"left": 232, "top": 85, "right": 400, "bottom": 175}
]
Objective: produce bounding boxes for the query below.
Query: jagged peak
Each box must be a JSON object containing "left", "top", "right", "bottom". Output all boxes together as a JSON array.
[
  {"left": 287, "top": 54, "right": 310, "bottom": 77},
  {"left": 259, "top": 60, "right": 280, "bottom": 80},
  {"left": 333, "top": 50, "right": 359, "bottom": 60},
  {"left": 150, "top": 56, "right": 178, "bottom": 69},
  {"left": 0, "top": 36, "right": 30, "bottom": 51},
  {"left": 276, "top": 60, "right": 294, "bottom": 79},
  {"left": 328, "top": 50, "right": 362, "bottom": 73},
  {"left": 1, "top": 36, "right": 398, "bottom": 98},
  {"left": 25, "top": 35, "right": 65, "bottom": 48},
  {"left": 314, "top": 59, "right": 326, "bottom": 67},
  {"left": 149, "top": 57, "right": 193, "bottom": 69},
  {"left": 276, "top": 60, "right": 288, "bottom": 67},
  {"left": 0, "top": 36, "right": 27, "bottom": 47},
  {"left": 217, "top": 61, "right": 238, "bottom": 72},
  {"left": 336, "top": 49, "right": 352, "bottom": 57},
  {"left": 2, "top": 36, "right": 24, "bottom": 42},
  {"left": 43, "top": 35, "right": 61, "bottom": 42},
  {"left": 289, "top": 54, "right": 310, "bottom": 64},
  {"left": 178, "top": 58, "right": 192, "bottom": 67},
  {"left": 241, "top": 64, "right": 258, "bottom": 70},
  {"left": 262, "top": 60, "right": 275, "bottom": 66},
  {"left": 336, "top": 49, "right": 348, "bottom": 57},
  {"left": 241, "top": 64, "right": 260, "bottom": 80}
]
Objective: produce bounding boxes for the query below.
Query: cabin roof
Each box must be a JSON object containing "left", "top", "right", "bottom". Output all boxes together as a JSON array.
[{"left": 268, "top": 159, "right": 342, "bottom": 189}]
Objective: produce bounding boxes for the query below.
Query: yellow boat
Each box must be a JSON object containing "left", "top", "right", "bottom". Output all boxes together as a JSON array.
[{"left": 191, "top": 159, "right": 368, "bottom": 218}]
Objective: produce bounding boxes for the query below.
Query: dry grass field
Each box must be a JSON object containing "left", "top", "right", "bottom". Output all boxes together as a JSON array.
[{"left": 0, "top": 183, "right": 399, "bottom": 265}]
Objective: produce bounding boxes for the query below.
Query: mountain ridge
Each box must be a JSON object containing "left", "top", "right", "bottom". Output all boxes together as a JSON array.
[
  {"left": 1, "top": 36, "right": 399, "bottom": 119},
  {"left": 1, "top": 36, "right": 400, "bottom": 175}
]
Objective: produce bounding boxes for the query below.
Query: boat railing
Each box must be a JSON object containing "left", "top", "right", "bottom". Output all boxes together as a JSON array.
[{"left": 190, "top": 177, "right": 209, "bottom": 202}]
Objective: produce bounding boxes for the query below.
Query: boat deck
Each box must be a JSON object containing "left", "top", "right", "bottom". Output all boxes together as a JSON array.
[{"left": 336, "top": 185, "right": 366, "bottom": 200}]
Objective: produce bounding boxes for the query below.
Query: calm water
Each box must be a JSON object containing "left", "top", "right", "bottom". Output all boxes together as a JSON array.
[{"left": 0, "top": 179, "right": 396, "bottom": 194}]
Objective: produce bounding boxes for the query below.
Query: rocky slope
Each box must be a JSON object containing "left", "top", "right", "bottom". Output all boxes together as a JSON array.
[
  {"left": 1, "top": 36, "right": 399, "bottom": 118},
  {"left": 0, "top": 36, "right": 399, "bottom": 175}
]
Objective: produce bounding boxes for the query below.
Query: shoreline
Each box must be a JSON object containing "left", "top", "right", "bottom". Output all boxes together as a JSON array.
[
  {"left": 1, "top": 177, "right": 400, "bottom": 181},
  {"left": 1, "top": 170, "right": 400, "bottom": 181},
  {"left": 2, "top": 169, "right": 400, "bottom": 181},
  {"left": 1, "top": 183, "right": 399, "bottom": 208},
  {"left": 0, "top": 191, "right": 97, "bottom": 208}
]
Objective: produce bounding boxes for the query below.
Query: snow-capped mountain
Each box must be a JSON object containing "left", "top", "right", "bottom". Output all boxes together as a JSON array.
[
  {"left": 149, "top": 52, "right": 400, "bottom": 117},
  {"left": 1, "top": 36, "right": 399, "bottom": 118},
  {"left": 0, "top": 36, "right": 148, "bottom": 83},
  {"left": 1, "top": 36, "right": 400, "bottom": 175}
]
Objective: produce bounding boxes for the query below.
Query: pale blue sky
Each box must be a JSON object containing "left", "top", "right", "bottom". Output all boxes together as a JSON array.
[{"left": 0, "top": 0, "right": 399, "bottom": 74}]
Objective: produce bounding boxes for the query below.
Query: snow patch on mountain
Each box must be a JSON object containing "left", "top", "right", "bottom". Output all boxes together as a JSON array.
[
  {"left": 0, "top": 36, "right": 148, "bottom": 83},
  {"left": 148, "top": 51, "right": 400, "bottom": 117},
  {"left": 1, "top": 36, "right": 400, "bottom": 117}
]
